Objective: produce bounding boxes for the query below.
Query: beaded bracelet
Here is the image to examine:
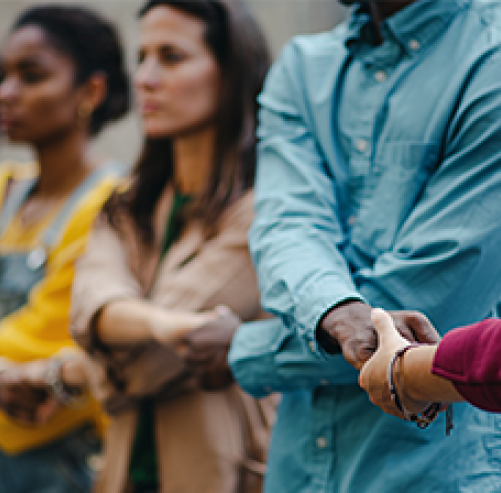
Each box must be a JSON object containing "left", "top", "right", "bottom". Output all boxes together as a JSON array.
[{"left": 388, "top": 343, "right": 454, "bottom": 435}]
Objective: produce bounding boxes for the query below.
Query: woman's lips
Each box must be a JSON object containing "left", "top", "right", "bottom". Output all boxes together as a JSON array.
[
  {"left": 0, "top": 113, "right": 20, "bottom": 129},
  {"left": 141, "top": 102, "right": 162, "bottom": 114}
]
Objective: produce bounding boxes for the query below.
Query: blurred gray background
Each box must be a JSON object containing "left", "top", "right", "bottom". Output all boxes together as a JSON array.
[{"left": 0, "top": 0, "right": 347, "bottom": 166}]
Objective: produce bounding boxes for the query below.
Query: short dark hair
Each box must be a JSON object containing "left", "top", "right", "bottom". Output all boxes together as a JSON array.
[
  {"left": 106, "top": 0, "right": 270, "bottom": 241},
  {"left": 13, "top": 5, "right": 131, "bottom": 136}
]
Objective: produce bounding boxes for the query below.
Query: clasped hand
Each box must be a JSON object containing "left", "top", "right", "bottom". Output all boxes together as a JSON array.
[
  {"left": 359, "top": 309, "right": 440, "bottom": 418},
  {"left": 0, "top": 360, "right": 60, "bottom": 425},
  {"left": 158, "top": 306, "right": 241, "bottom": 392},
  {"left": 178, "top": 306, "right": 241, "bottom": 391},
  {"left": 319, "top": 301, "right": 440, "bottom": 417}
]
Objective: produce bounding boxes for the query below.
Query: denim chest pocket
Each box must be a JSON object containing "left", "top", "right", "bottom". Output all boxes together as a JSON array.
[{"left": 351, "top": 142, "right": 439, "bottom": 255}]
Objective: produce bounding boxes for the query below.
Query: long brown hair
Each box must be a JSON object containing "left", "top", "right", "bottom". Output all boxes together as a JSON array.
[{"left": 104, "top": 0, "right": 270, "bottom": 242}]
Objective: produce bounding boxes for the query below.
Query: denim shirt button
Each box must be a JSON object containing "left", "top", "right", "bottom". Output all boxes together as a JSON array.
[
  {"left": 409, "top": 39, "right": 420, "bottom": 51},
  {"left": 308, "top": 341, "right": 316, "bottom": 352},
  {"left": 356, "top": 139, "right": 368, "bottom": 153},
  {"left": 374, "top": 70, "right": 387, "bottom": 82},
  {"left": 316, "top": 437, "right": 328, "bottom": 449}
]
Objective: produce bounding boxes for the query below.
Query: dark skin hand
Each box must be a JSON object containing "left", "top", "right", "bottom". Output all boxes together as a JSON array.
[
  {"left": 0, "top": 360, "right": 59, "bottom": 424},
  {"left": 180, "top": 307, "right": 241, "bottom": 391},
  {"left": 318, "top": 301, "right": 440, "bottom": 370}
]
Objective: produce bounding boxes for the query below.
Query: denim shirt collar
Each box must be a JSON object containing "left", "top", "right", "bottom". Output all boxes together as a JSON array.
[{"left": 346, "top": 0, "right": 470, "bottom": 58}]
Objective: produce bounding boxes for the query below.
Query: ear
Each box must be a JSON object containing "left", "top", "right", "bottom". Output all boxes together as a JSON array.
[{"left": 78, "top": 72, "right": 107, "bottom": 115}]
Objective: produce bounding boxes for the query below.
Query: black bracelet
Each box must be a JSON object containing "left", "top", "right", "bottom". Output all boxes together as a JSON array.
[{"left": 388, "top": 344, "right": 453, "bottom": 435}]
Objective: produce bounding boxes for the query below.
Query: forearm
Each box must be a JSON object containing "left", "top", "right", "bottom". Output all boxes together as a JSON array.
[
  {"left": 399, "top": 345, "right": 464, "bottom": 404},
  {"left": 97, "top": 298, "right": 207, "bottom": 346}
]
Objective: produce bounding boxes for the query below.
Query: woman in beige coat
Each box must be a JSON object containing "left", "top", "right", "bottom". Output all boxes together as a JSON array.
[{"left": 70, "top": 1, "right": 272, "bottom": 492}]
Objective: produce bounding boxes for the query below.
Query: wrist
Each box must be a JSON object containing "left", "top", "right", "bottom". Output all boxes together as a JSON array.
[
  {"left": 60, "top": 358, "right": 87, "bottom": 389},
  {"left": 394, "top": 352, "right": 428, "bottom": 413},
  {"left": 45, "top": 357, "right": 84, "bottom": 407}
]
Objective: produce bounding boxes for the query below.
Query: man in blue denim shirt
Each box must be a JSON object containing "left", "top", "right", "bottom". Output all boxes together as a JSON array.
[{"left": 229, "top": 0, "right": 501, "bottom": 491}]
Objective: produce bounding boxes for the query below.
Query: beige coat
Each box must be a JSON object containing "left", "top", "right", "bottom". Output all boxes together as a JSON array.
[{"left": 71, "top": 189, "right": 275, "bottom": 493}]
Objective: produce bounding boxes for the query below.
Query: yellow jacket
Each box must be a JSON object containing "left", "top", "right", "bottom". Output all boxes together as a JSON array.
[{"left": 0, "top": 162, "right": 118, "bottom": 454}]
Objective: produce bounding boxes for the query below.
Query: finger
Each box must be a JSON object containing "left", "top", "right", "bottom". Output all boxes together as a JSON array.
[
  {"left": 185, "top": 351, "right": 216, "bottom": 365},
  {"left": 6, "top": 404, "right": 36, "bottom": 424},
  {"left": 5, "top": 386, "right": 47, "bottom": 408},
  {"left": 393, "top": 323, "right": 416, "bottom": 343},
  {"left": 406, "top": 312, "right": 440, "bottom": 344},
  {"left": 174, "top": 340, "right": 189, "bottom": 358},
  {"left": 215, "top": 305, "right": 232, "bottom": 316},
  {"left": 372, "top": 308, "right": 412, "bottom": 349},
  {"left": 36, "top": 398, "right": 60, "bottom": 424},
  {"left": 358, "top": 362, "right": 371, "bottom": 391},
  {"left": 371, "top": 308, "right": 399, "bottom": 344}
]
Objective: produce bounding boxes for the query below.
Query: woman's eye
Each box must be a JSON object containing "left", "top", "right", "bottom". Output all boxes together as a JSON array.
[
  {"left": 160, "top": 50, "right": 184, "bottom": 65},
  {"left": 20, "top": 70, "right": 44, "bottom": 84}
]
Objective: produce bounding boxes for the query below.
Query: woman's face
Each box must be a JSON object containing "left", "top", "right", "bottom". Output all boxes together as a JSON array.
[
  {"left": 0, "top": 25, "right": 84, "bottom": 145},
  {"left": 135, "top": 6, "right": 221, "bottom": 139}
]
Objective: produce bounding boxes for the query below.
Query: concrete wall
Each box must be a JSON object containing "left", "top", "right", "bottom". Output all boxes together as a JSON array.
[{"left": 0, "top": 0, "right": 347, "bottom": 166}]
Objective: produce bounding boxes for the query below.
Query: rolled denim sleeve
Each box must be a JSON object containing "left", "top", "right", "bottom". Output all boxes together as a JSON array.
[
  {"left": 228, "top": 318, "right": 358, "bottom": 397},
  {"left": 357, "top": 50, "right": 501, "bottom": 335},
  {"left": 249, "top": 41, "right": 364, "bottom": 353}
]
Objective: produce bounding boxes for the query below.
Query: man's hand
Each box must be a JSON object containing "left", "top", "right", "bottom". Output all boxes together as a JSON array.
[
  {"left": 179, "top": 307, "right": 241, "bottom": 391},
  {"left": 318, "top": 301, "right": 439, "bottom": 370},
  {"left": 0, "top": 360, "right": 60, "bottom": 425}
]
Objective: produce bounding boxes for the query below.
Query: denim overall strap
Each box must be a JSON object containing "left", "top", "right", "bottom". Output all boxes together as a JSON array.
[
  {"left": 40, "top": 161, "right": 126, "bottom": 249},
  {"left": 0, "top": 178, "right": 37, "bottom": 239}
]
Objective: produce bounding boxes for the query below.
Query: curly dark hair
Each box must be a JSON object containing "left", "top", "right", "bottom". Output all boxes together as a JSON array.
[
  {"left": 104, "top": 0, "right": 270, "bottom": 242},
  {"left": 13, "top": 4, "right": 131, "bottom": 136}
]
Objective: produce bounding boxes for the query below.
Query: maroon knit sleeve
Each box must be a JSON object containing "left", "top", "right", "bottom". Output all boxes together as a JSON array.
[{"left": 431, "top": 319, "right": 501, "bottom": 412}]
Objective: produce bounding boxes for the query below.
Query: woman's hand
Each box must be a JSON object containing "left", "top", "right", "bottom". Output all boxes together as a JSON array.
[
  {"left": 359, "top": 309, "right": 433, "bottom": 418},
  {"left": 149, "top": 309, "right": 218, "bottom": 345},
  {"left": 0, "top": 360, "right": 60, "bottom": 425},
  {"left": 179, "top": 306, "right": 241, "bottom": 391}
]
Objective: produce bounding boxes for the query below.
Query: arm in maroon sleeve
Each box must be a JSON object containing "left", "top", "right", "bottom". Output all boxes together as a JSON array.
[{"left": 432, "top": 319, "right": 501, "bottom": 412}]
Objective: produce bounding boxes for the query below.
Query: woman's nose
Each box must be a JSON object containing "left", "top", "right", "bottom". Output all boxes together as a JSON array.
[
  {"left": 135, "top": 59, "right": 161, "bottom": 91},
  {"left": 0, "top": 76, "right": 19, "bottom": 103}
]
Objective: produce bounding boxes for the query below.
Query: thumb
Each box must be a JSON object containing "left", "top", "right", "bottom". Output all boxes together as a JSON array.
[{"left": 371, "top": 308, "right": 399, "bottom": 347}]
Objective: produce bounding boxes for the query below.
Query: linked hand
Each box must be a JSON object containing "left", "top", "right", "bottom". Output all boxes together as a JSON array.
[
  {"left": 359, "top": 309, "right": 432, "bottom": 418},
  {"left": 318, "top": 301, "right": 439, "bottom": 370},
  {"left": 0, "top": 360, "right": 60, "bottom": 425},
  {"left": 179, "top": 306, "right": 241, "bottom": 391}
]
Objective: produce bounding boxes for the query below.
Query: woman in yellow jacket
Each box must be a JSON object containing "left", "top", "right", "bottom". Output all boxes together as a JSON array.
[{"left": 0, "top": 5, "right": 130, "bottom": 492}]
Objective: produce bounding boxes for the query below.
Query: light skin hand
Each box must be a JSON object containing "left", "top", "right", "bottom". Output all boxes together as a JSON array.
[
  {"left": 318, "top": 301, "right": 440, "bottom": 370},
  {"left": 358, "top": 309, "right": 431, "bottom": 418},
  {"left": 360, "top": 309, "right": 464, "bottom": 416},
  {"left": 149, "top": 309, "right": 218, "bottom": 346}
]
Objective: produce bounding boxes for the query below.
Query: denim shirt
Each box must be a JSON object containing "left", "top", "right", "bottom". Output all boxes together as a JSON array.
[{"left": 230, "top": 1, "right": 501, "bottom": 491}]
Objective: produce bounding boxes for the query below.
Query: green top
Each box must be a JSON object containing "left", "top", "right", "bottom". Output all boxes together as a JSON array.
[{"left": 128, "top": 191, "right": 191, "bottom": 488}]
